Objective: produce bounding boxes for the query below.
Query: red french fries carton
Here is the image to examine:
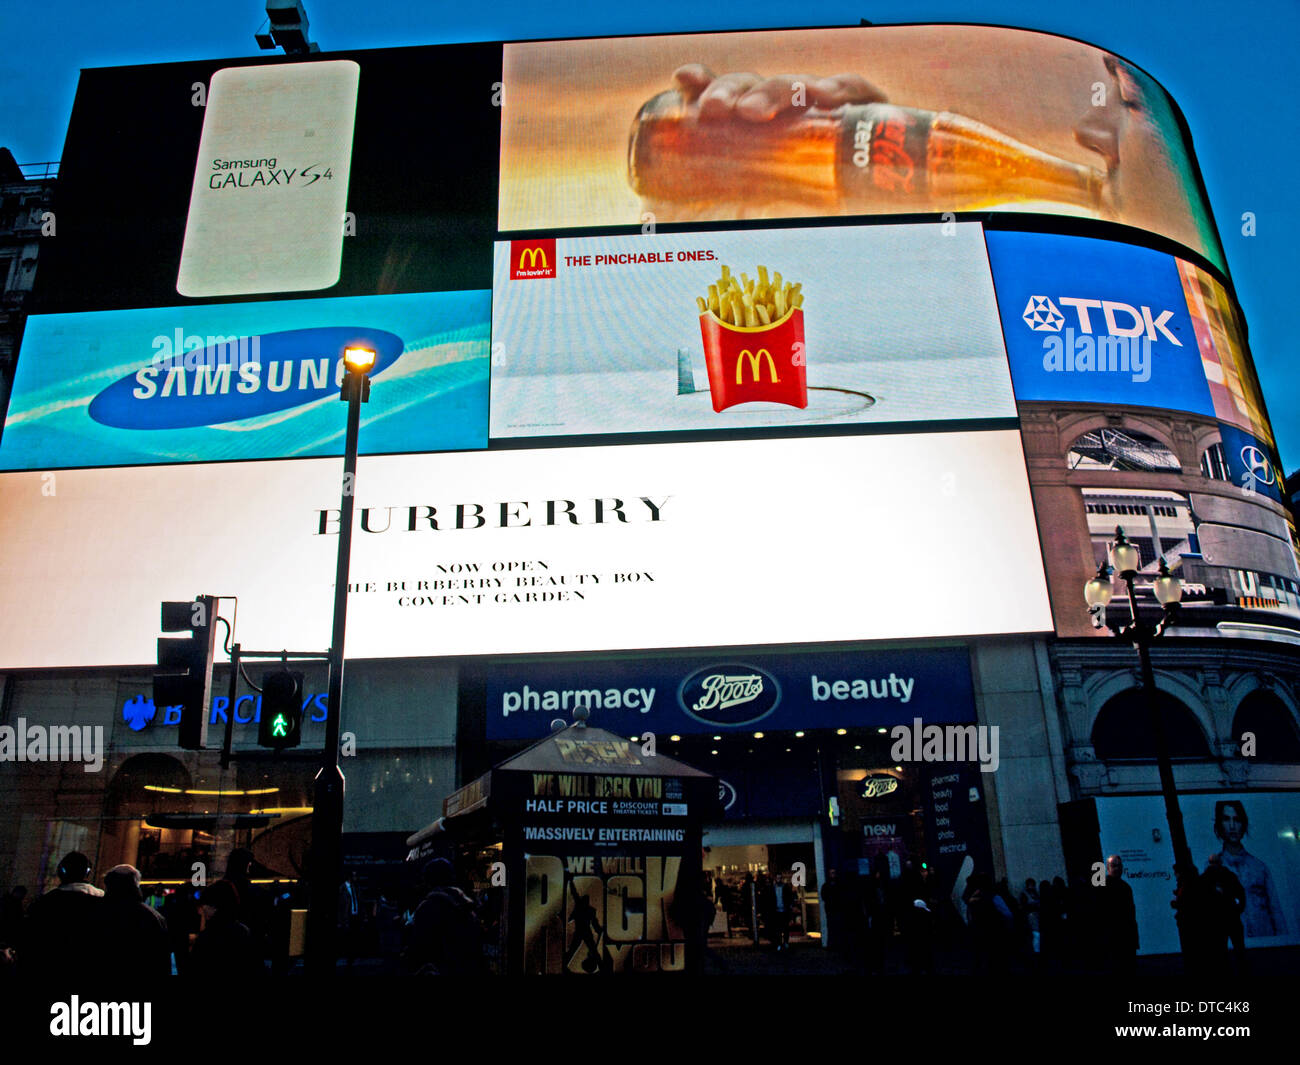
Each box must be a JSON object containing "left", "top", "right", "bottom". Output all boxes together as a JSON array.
[{"left": 698, "top": 307, "right": 808, "bottom": 412}]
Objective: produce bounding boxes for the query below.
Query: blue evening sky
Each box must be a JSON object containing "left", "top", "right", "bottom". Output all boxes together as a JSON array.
[{"left": 1, "top": 0, "right": 1295, "bottom": 470}]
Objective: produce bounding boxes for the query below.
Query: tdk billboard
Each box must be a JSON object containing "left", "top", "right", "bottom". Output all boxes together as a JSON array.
[{"left": 986, "top": 231, "right": 1213, "bottom": 416}]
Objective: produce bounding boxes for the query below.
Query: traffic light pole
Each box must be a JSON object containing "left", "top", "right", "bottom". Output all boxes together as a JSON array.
[{"left": 305, "top": 373, "right": 363, "bottom": 975}]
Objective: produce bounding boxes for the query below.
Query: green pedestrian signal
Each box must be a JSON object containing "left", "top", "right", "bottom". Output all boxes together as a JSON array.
[{"left": 258, "top": 670, "right": 304, "bottom": 749}]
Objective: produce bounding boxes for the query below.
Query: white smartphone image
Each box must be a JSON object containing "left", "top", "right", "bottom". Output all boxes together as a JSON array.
[{"left": 177, "top": 60, "right": 360, "bottom": 298}]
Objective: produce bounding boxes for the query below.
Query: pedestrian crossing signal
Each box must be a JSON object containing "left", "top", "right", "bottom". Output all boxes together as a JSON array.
[{"left": 258, "top": 670, "right": 304, "bottom": 749}]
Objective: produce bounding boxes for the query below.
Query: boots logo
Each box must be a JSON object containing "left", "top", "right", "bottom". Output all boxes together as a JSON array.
[
  {"left": 510, "top": 239, "right": 556, "bottom": 280},
  {"left": 1022, "top": 294, "right": 1182, "bottom": 345},
  {"left": 87, "top": 326, "right": 403, "bottom": 430},
  {"left": 678, "top": 664, "right": 781, "bottom": 727}
]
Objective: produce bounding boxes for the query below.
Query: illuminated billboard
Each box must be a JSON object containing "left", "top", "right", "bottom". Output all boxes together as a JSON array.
[
  {"left": 986, "top": 230, "right": 1300, "bottom": 636},
  {"left": 0, "top": 432, "right": 1052, "bottom": 669},
  {"left": 0, "top": 291, "right": 489, "bottom": 469},
  {"left": 491, "top": 222, "right": 1016, "bottom": 440},
  {"left": 499, "top": 26, "right": 1224, "bottom": 271},
  {"left": 1097, "top": 792, "right": 1300, "bottom": 954},
  {"left": 176, "top": 60, "right": 361, "bottom": 298},
  {"left": 34, "top": 42, "right": 502, "bottom": 314}
]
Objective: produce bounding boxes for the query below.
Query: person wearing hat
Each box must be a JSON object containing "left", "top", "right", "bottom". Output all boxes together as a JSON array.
[
  {"left": 19, "top": 850, "right": 109, "bottom": 979},
  {"left": 102, "top": 864, "right": 171, "bottom": 979},
  {"left": 189, "top": 879, "right": 264, "bottom": 978}
]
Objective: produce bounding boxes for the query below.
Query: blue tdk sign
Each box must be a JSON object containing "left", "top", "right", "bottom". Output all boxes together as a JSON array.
[
  {"left": 87, "top": 327, "right": 403, "bottom": 429},
  {"left": 986, "top": 231, "right": 1213, "bottom": 415}
]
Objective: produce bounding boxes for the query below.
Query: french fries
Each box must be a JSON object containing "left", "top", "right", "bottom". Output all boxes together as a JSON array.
[{"left": 698, "top": 264, "right": 803, "bottom": 326}]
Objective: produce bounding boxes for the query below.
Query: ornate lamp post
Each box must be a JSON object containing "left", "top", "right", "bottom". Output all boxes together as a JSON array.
[{"left": 1084, "top": 526, "right": 1194, "bottom": 949}]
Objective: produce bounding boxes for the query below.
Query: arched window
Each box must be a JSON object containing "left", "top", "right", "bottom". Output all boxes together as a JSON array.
[
  {"left": 1232, "top": 689, "right": 1300, "bottom": 762},
  {"left": 1068, "top": 428, "right": 1180, "bottom": 472},
  {"left": 1091, "top": 688, "right": 1211, "bottom": 760},
  {"left": 1200, "top": 441, "right": 1231, "bottom": 482}
]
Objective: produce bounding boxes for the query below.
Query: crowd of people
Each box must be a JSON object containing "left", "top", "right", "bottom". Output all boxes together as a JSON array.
[
  {"left": 0, "top": 849, "right": 501, "bottom": 978},
  {"left": 0, "top": 846, "right": 1259, "bottom": 977},
  {"left": 817, "top": 852, "right": 1255, "bottom": 975},
  {"left": 0, "top": 848, "right": 297, "bottom": 978}
]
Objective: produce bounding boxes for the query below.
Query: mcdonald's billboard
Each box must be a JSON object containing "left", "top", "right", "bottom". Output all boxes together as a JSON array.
[{"left": 490, "top": 222, "right": 1017, "bottom": 440}]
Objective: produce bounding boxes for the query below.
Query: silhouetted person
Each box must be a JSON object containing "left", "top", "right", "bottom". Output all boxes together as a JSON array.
[
  {"left": 21, "top": 851, "right": 108, "bottom": 979},
  {"left": 1099, "top": 855, "right": 1138, "bottom": 974},
  {"left": 407, "top": 858, "right": 484, "bottom": 976},
  {"left": 224, "top": 848, "right": 270, "bottom": 959},
  {"left": 162, "top": 888, "right": 200, "bottom": 975},
  {"left": 902, "top": 898, "right": 935, "bottom": 973},
  {"left": 770, "top": 874, "right": 793, "bottom": 950},
  {"left": 1020, "top": 879, "right": 1041, "bottom": 960},
  {"left": 339, "top": 870, "right": 365, "bottom": 966},
  {"left": 102, "top": 865, "right": 170, "bottom": 980},
  {"left": 820, "top": 869, "right": 844, "bottom": 952},
  {"left": 1172, "top": 863, "right": 1220, "bottom": 977},
  {"left": 864, "top": 867, "right": 890, "bottom": 974},
  {"left": 1203, "top": 853, "right": 1247, "bottom": 974},
  {"left": 963, "top": 872, "right": 1000, "bottom": 973},
  {"left": 0, "top": 886, "right": 26, "bottom": 949},
  {"left": 190, "top": 880, "right": 263, "bottom": 978}
]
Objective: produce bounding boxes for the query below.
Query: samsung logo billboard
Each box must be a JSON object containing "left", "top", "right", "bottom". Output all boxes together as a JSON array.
[{"left": 87, "top": 326, "right": 403, "bottom": 429}]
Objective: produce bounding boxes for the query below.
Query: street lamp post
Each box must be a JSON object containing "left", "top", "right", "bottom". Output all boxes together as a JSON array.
[
  {"left": 1084, "top": 526, "right": 1195, "bottom": 946},
  {"left": 305, "top": 344, "right": 374, "bottom": 975}
]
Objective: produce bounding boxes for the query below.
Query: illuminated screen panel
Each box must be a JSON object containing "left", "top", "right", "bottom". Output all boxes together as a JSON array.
[
  {"left": 0, "top": 291, "right": 489, "bottom": 469},
  {"left": 0, "top": 433, "right": 1052, "bottom": 668},
  {"left": 176, "top": 61, "right": 361, "bottom": 298},
  {"left": 500, "top": 26, "right": 1224, "bottom": 271},
  {"left": 35, "top": 42, "right": 502, "bottom": 313},
  {"left": 1098, "top": 792, "right": 1300, "bottom": 954},
  {"left": 490, "top": 222, "right": 1016, "bottom": 440},
  {"left": 985, "top": 230, "right": 1300, "bottom": 637}
]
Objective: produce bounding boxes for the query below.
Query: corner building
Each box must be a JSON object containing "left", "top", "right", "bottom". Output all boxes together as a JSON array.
[{"left": 0, "top": 23, "right": 1296, "bottom": 964}]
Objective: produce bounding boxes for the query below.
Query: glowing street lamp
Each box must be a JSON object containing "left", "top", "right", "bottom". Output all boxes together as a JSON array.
[{"left": 306, "top": 341, "right": 375, "bottom": 974}]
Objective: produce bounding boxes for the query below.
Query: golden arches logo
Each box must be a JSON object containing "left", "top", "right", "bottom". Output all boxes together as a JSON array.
[
  {"left": 735, "top": 348, "right": 780, "bottom": 385},
  {"left": 518, "top": 246, "right": 549, "bottom": 270}
]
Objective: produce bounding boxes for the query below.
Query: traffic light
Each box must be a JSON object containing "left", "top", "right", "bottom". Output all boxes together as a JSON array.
[
  {"left": 154, "top": 596, "right": 218, "bottom": 750},
  {"left": 258, "top": 669, "right": 304, "bottom": 749}
]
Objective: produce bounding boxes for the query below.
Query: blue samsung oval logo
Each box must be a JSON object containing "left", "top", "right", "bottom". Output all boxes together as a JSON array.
[
  {"left": 677, "top": 663, "right": 781, "bottom": 728},
  {"left": 87, "top": 326, "right": 404, "bottom": 429}
]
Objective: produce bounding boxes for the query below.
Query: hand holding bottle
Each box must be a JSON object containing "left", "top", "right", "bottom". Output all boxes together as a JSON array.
[{"left": 629, "top": 63, "right": 1109, "bottom": 218}]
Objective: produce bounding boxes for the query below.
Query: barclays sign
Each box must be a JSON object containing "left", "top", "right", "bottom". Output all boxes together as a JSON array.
[{"left": 121, "top": 692, "right": 329, "bottom": 731}]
